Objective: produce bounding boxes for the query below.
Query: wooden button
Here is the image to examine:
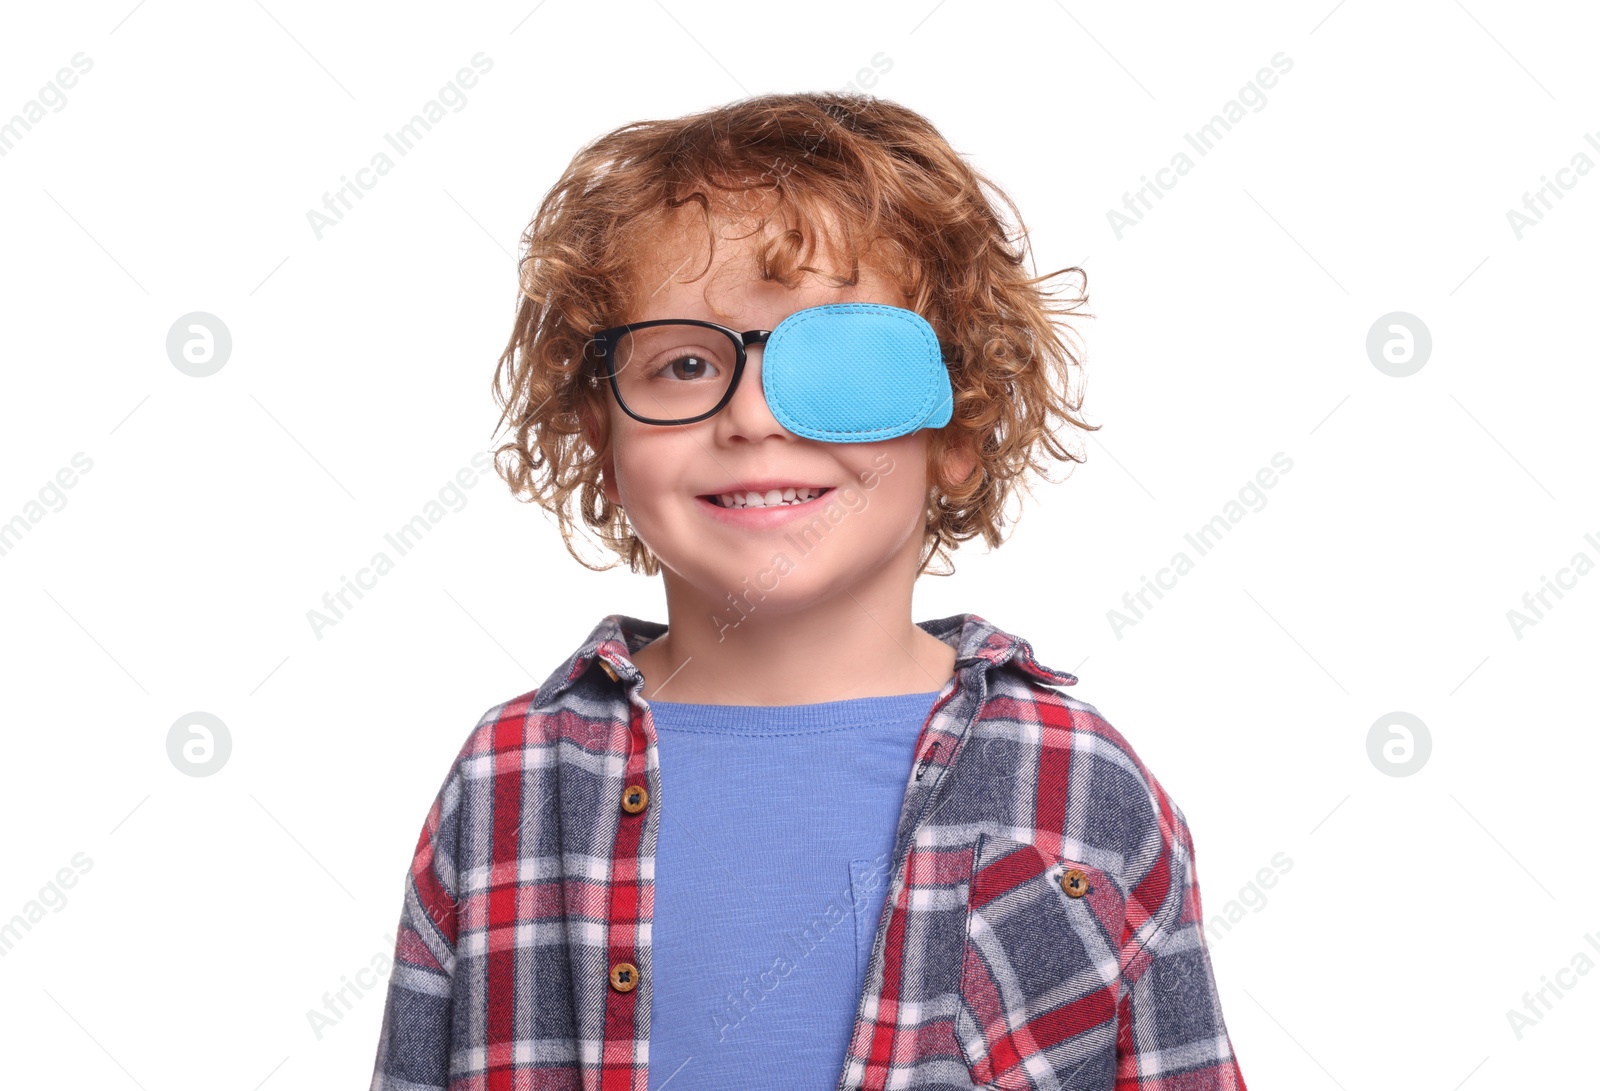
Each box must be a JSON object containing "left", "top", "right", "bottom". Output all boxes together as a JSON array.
[
  {"left": 599, "top": 660, "right": 619, "bottom": 682},
  {"left": 1061, "top": 867, "right": 1090, "bottom": 898},
  {"left": 621, "top": 784, "right": 648, "bottom": 814},
  {"left": 609, "top": 961, "right": 639, "bottom": 992}
]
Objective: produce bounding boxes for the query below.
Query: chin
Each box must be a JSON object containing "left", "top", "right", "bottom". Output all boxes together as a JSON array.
[{"left": 762, "top": 565, "right": 880, "bottom": 608}]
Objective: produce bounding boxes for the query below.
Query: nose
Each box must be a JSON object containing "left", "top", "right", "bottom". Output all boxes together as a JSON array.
[{"left": 716, "top": 340, "right": 790, "bottom": 440}]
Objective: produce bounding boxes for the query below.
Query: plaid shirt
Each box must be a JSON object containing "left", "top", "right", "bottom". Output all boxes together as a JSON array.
[{"left": 370, "top": 612, "right": 1246, "bottom": 1090}]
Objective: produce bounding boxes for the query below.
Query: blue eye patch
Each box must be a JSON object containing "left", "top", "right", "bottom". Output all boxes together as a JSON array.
[{"left": 760, "top": 303, "right": 954, "bottom": 443}]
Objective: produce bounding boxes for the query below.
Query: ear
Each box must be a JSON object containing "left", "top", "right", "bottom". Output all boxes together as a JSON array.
[
  {"left": 579, "top": 402, "right": 620, "bottom": 506},
  {"left": 583, "top": 413, "right": 603, "bottom": 454},
  {"left": 939, "top": 438, "right": 978, "bottom": 487},
  {"left": 599, "top": 451, "right": 619, "bottom": 506}
]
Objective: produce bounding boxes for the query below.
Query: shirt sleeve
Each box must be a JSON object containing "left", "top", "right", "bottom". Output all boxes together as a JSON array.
[
  {"left": 1114, "top": 793, "right": 1248, "bottom": 1090},
  {"left": 370, "top": 762, "right": 464, "bottom": 1091}
]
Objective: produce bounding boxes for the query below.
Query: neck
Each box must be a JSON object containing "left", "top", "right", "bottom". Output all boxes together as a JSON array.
[{"left": 634, "top": 553, "right": 955, "bottom": 706}]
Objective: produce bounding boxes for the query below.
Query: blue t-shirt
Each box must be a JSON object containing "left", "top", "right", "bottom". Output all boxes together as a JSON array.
[{"left": 644, "top": 689, "right": 941, "bottom": 1090}]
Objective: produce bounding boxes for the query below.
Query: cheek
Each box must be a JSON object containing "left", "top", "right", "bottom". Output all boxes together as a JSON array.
[
  {"left": 607, "top": 428, "right": 696, "bottom": 513},
  {"left": 611, "top": 454, "right": 658, "bottom": 512},
  {"left": 861, "top": 438, "right": 926, "bottom": 499},
  {"left": 604, "top": 439, "right": 647, "bottom": 511},
  {"left": 839, "top": 441, "right": 928, "bottom": 521}
]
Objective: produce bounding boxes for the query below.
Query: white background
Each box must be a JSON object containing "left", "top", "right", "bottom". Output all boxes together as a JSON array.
[{"left": 2, "top": 0, "right": 1596, "bottom": 1087}]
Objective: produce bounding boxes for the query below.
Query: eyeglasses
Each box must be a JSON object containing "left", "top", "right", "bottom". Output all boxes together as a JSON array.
[
  {"left": 589, "top": 318, "right": 773, "bottom": 426},
  {"left": 592, "top": 305, "right": 953, "bottom": 428}
]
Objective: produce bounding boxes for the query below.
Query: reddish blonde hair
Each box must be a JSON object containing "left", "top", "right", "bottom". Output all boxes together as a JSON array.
[{"left": 491, "top": 92, "right": 1096, "bottom": 576}]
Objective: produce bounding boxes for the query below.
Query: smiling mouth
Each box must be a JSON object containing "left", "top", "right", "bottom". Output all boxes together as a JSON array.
[{"left": 704, "top": 486, "right": 833, "bottom": 509}]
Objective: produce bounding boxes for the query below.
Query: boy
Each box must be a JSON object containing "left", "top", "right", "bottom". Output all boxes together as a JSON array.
[{"left": 370, "top": 93, "right": 1246, "bottom": 1090}]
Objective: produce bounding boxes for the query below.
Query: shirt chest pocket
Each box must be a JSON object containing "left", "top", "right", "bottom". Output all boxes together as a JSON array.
[{"left": 955, "top": 833, "right": 1127, "bottom": 1089}]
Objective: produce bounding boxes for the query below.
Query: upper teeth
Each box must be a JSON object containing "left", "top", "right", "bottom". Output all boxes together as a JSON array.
[{"left": 717, "top": 486, "right": 826, "bottom": 509}]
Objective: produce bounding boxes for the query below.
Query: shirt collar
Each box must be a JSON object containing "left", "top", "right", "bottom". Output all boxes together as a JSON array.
[{"left": 535, "top": 612, "right": 1076, "bottom": 707}]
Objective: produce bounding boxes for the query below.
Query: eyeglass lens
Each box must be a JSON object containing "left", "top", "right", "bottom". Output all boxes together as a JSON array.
[{"left": 612, "top": 323, "right": 742, "bottom": 421}]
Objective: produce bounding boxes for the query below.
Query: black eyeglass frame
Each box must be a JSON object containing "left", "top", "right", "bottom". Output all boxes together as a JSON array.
[
  {"left": 587, "top": 317, "right": 958, "bottom": 427},
  {"left": 588, "top": 319, "right": 771, "bottom": 426}
]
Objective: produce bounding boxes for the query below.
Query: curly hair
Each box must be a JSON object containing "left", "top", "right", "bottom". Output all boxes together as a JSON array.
[{"left": 491, "top": 91, "right": 1096, "bottom": 578}]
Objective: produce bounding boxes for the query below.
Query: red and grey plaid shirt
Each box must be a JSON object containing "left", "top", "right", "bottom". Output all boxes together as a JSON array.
[{"left": 370, "top": 612, "right": 1246, "bottom": 1090}]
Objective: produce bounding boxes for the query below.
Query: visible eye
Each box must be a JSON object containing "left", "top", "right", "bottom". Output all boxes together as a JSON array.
[{"left": 652, "top": 354, "right": 721, "bottom": 382}]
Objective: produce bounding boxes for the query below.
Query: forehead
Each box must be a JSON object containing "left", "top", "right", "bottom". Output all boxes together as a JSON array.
[{"left": 620, "top": 202, "right": 910, "bottom": 325}]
